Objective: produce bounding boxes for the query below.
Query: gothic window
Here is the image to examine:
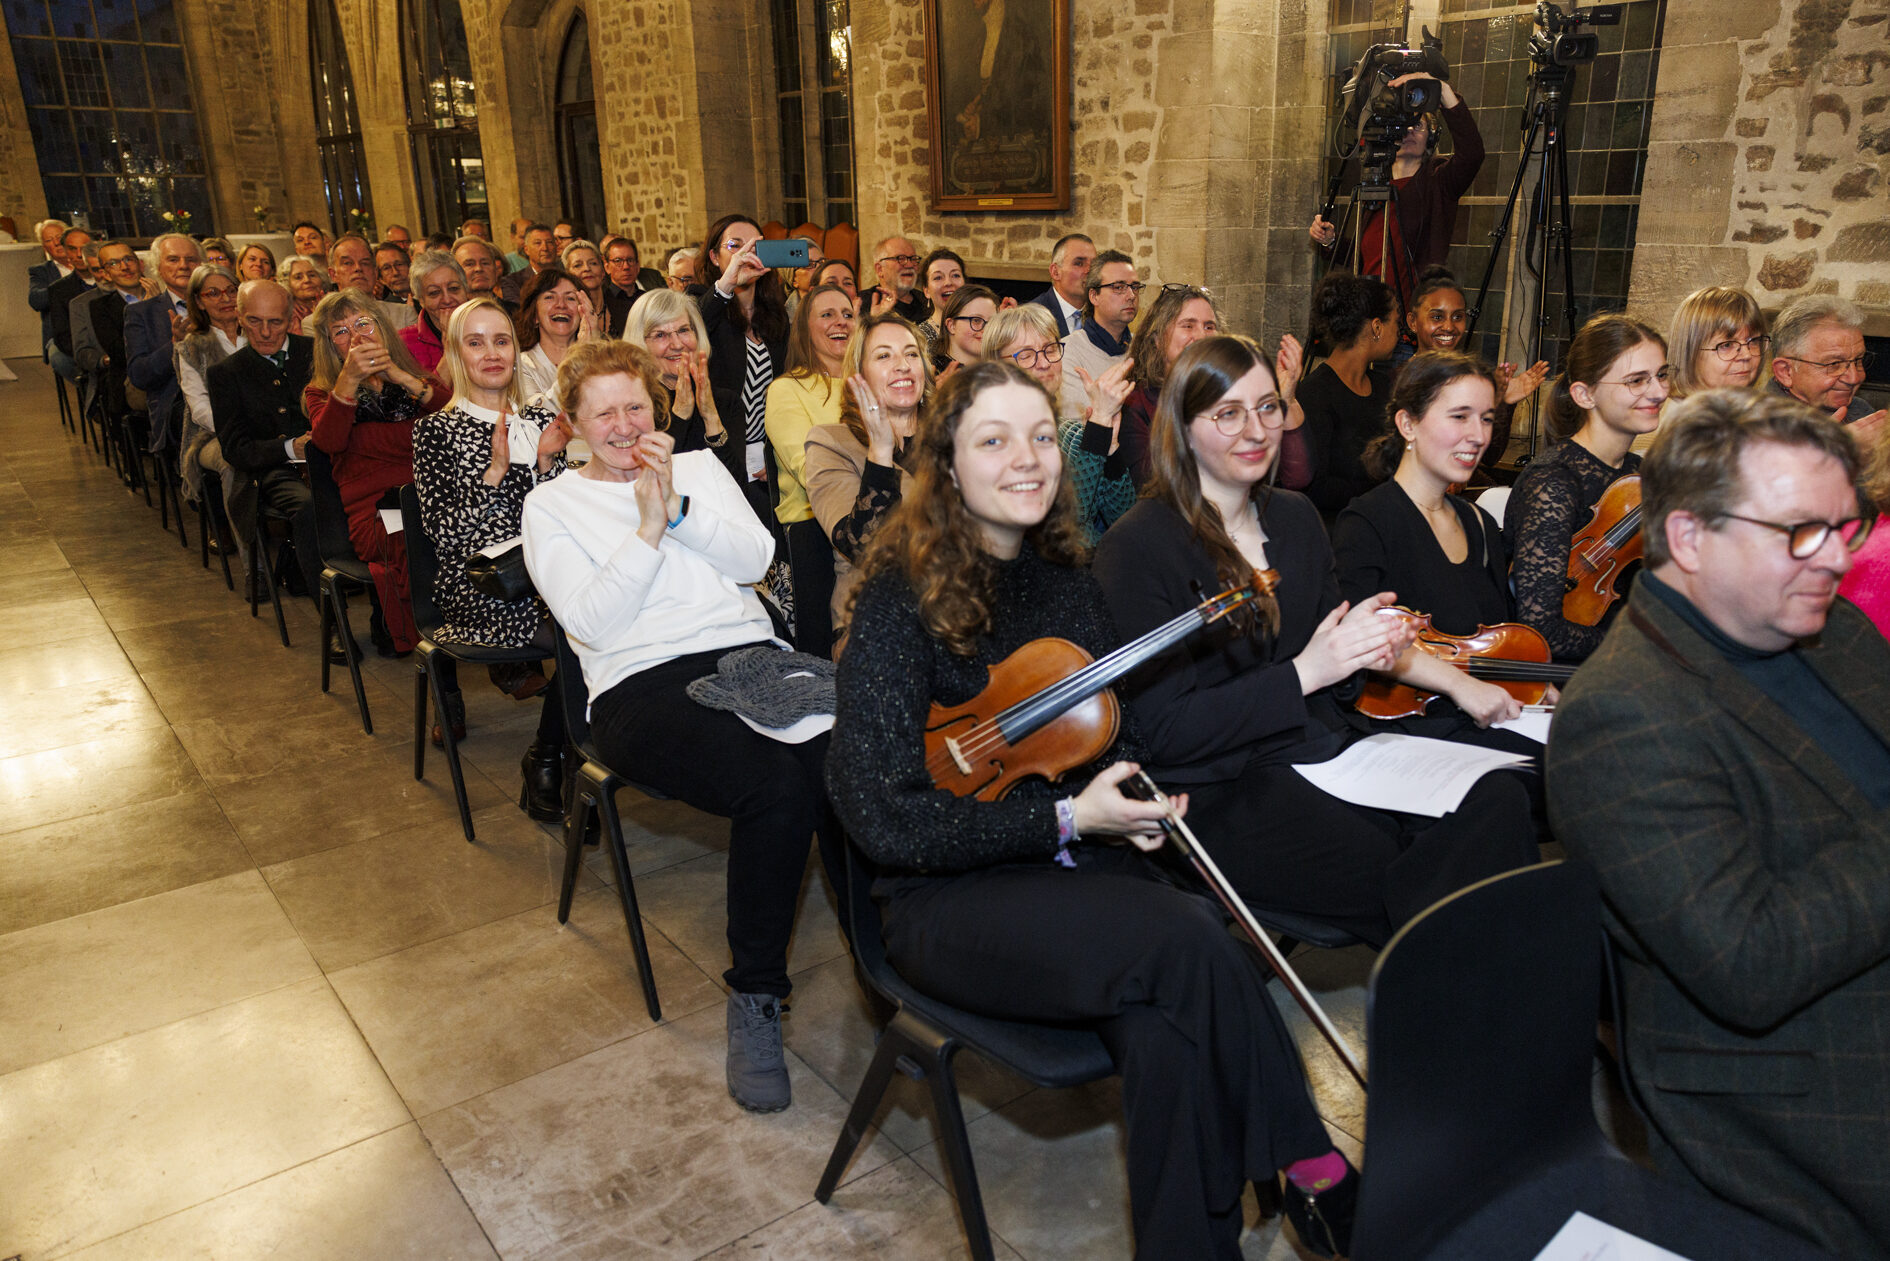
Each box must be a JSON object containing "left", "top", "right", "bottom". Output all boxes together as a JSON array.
[
  {"left": 310, "top": 0, "right": 372, "bottom": 234},
  {"left": 554, "top": 13, "right": 604, "bottom": 241},
  {"left": 7, "top": 0, "right": 212, "bottom": 236},
  {"left": 401, "top": 0, "right": 487, "bottom": 232}
]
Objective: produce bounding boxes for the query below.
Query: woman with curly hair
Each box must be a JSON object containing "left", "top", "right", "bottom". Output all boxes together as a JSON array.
[{"left": 826, "top": 360, "right": 1361, "bottom": 1259}]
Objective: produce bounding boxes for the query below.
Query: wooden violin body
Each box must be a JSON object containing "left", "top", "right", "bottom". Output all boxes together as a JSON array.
[
  {"left": 1357, "top": 607, "right": 1575, "bottom": 720},
  {"left": 1564, "top": 475, "right": 1643, "bottom": 627},
  {"left": 926, "top": 638, "right": 1117, "bottom": 801},
  {"left": 922, "top": 573, "right": 1278, "bottom": 801}
]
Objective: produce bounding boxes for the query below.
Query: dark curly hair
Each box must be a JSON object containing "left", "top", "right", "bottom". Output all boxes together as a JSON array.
[
  {"left": 1310, "top": 271, "right": 1399, "bottom": 349},
  {"left": 850, "top": 361, "right": 1086, "bottom": 655}
]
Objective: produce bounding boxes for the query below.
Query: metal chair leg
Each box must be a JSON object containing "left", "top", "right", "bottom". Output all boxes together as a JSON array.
[
  {"left": 597, "top": 786, "right": 661, "bottom": 1021},
  {"left": 412, "top": 656, "right": 430, "bottom": 781},
  {"left": 428, "top": 660, "right": 476, "bottom": 843}
]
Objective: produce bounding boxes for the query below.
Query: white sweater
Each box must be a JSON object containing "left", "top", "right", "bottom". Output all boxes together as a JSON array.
[{"left": 521, "top": 450, "right": 777, "bottom": 709}]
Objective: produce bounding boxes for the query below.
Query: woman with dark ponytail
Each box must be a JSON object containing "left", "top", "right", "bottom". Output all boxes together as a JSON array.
[
  {"left": 1503, "top": 313, "right": 1670, "bottom": 661},
  {"left": 1289, "top": 271, "right": 1401, "bottom": 516}
]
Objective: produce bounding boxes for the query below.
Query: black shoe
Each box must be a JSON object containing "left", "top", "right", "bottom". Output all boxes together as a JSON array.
[
  {"left": 519, "top": 741, "right": 564, "bottom": 822},
  {"left": 430, "top": 687, "right": 467, "bottom": 747},
  {"left": 1280, "top": 1156, "right": 1359, "bottom": 1258},
  {"left": 369, "top": 604, "right": 398, "bottom": 657}
]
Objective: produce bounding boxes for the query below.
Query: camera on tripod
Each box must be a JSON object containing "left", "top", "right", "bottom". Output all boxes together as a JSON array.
[
  {"left": 1333, "top": 32, "right": 1450, "bottom": 199},
  {"left": 1529, "top": 1, "right": 1621, "bottom": 70}
]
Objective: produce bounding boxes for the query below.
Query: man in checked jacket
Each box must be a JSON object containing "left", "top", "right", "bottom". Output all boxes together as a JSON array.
[{"left": 1548, "top": 389, "right": 1890, "bottom": 1259}]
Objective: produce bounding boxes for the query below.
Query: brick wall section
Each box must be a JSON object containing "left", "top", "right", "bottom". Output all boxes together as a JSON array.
[
  {"left": 0, "top": 4, "right": 48, "bottom": 228},
  {"left": 588, "top": 0, "right": 714, "bottom": 252}
]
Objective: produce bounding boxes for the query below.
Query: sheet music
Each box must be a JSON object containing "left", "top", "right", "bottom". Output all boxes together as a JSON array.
[
  {"left": 1292, "top": 733, "right": 1533, "bottom": 817},
  {"left": 1531, "top": 1211, "right": 1695, "bottom": 1261},
  {"left": 378, "top": 508, "right": 403, "bottom": 535},
  {"left": 1493, "top": 708, "right": 1554, "bottom": 744}
]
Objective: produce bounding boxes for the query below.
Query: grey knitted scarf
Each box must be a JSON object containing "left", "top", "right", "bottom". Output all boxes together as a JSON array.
[{"left": 686, "top": 647, "right": 836, "bottom": 729}]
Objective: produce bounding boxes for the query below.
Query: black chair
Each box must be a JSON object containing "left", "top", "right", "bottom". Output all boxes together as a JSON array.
[
  {"left": 195, "top": 467, "right": 236, "bottom": 591},
  {"left": 54, "top": 371, "right": 74, "bottom": 432},
  {"left": 156, "top": 398, "right": 189, "bottom": 548},
  {"left": 814, "top": 832, "right": 1117, "bottom": 1261},
  {"left": 307, "top": 447, "right": 375, "bottom": 734},
  {"left": 248, "top": 505, "right": 293, "bottom": 648},
  {"left": 548, "top": 621, "right": 662, "bottom": 1021},
  {"left": 1349, "top": 860, "right": 1835, "bottom": 1261},
  {"left": 399, "top": 483, "right": 548, "bottom": 843}
]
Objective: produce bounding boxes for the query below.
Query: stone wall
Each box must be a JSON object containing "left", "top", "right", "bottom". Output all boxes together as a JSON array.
[
  {"left": 0, "top": 8, "right": 48, "bottom": 229},
  {"left": 1628, "top": 0, "right": 1890, "bottom": 330}
]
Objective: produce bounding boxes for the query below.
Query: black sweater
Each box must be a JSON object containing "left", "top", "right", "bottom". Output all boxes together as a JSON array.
[
  {"left": 1332, "top": 479, "right": 1512, "bottom": 636},
  {"left": 1092, "top": 494, "right": 1357, "bottom": 786},
  {"left": 827, "top": 545, "right": 1143, "bottom": 876},
  {"left": 1297, "top": 361, "right": 1392, "bottom": 517}
]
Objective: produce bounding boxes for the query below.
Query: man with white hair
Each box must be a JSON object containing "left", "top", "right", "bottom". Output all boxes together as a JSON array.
[
  {"left": 27, "top": 219, "right": 72, "bottom": 363},
  {"left": 1769, "top": 294, "right": 1884, "bottom": 447},
  {"left": 126, "top": 232, "right": 202, "bottom": 446}
]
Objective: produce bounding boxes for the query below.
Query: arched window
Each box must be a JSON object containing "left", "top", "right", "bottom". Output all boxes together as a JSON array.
[
  {"left": 7, "top": 0, "right": 213, "bottom": 236},
  {"left": 310, "top": 0, "right": 372, "bottom": 234},
  {"left": 401, "top": 0, "right": 487, "bottom": 232},
  {"left": 555, "top": 14, "right": 605, "bottom": 241}
]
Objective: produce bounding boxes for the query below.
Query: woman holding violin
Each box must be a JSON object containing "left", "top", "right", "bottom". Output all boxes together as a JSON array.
[
  {"left": 827, "top": 361, "right": 1359, "bottom": 1259},
  {"left": 1504, "top": 314, "right": 1669, "bottom": 661},
  {"left": 1092, "top": 336, "right": 1535, "bottom": 946}
]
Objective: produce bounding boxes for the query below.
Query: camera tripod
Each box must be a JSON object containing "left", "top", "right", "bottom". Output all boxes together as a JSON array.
[
  {"left": 1315, "top": 155, "right": 1423, "bottom": 305},
  {"left": 1467, "top": 62, "right": 1580, "bottom": 453}
]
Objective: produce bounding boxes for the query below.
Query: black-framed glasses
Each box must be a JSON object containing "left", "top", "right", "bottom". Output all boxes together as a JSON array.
[
  {"left": 1596, "top": 366, "right": 1674, "bottom": 396},
  {"left": 1707, "top": 334, "right": 1770, "bottom": 361},
  {"left": 1777, "top": 352, "right": 1873, "bottom": 376},
  {"left": 1008, "top": 342, "right": 1064, "bottom": 368},
  {"left": 877, "top": 254, "right": 921, "bottom": 266},
  {"left": 1093, "top": 280, "right": 1146, "bottom": 298},
  {"left": 946, "top": 315, "right": 989, "bottom": 333},
  {"left": 104, "top": 254, "right": 142, "bottom": 269},
  {"left": 1162, "top": 282, "right": 1213, "bottom": 300},
  {"left": 1719, "top": 513, "right": 1874, "bottom": 559},
  {"left": 1201, "top": 400, "right": 1284, "bottom": 435}
]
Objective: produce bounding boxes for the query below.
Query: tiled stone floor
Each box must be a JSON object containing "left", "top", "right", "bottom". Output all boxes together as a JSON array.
[{"left": 0, "top": 358, "right": 1627, "bottom": 1259}]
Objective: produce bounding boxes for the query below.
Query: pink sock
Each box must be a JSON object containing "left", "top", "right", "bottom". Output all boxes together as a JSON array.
[{"left": 1284, "top": 1150, "right": 1349, "bottom": 1192}]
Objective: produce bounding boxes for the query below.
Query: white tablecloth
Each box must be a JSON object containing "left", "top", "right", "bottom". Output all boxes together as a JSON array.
[
  {"left": 1, "top": 242, "right": 48, "bottom": 360},
  {"left": 225, "top": 233, "right": 299, "bottom": 266}
]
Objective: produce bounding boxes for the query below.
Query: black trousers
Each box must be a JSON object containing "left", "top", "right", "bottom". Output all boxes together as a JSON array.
[
  {"left": 589, "top": 646, "right": 832, "bottom": 998},
  {"left": 255, "top": 466, "right": 322, "bottom": 601},
  {"left": 880, "top": 848, "right": 1332, "bottom": 1261},
  {"left": 1189, "top": 758, "right": 1538, "bottom": 948}
]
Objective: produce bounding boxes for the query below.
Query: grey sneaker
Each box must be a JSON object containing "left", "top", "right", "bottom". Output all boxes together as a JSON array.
[{"left": 726, "top": 991, "right": 791, "bottom": 1113}]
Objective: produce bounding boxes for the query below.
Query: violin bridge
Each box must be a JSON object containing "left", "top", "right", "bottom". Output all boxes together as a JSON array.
[{"left": 944, "top": 736, "right": 973, "bottom": 777}]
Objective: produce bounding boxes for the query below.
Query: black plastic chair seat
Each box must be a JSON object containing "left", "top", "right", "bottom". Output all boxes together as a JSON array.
[
  {"left": 1252, "top": 909, "right": 1366, "bottom": 952},
  {"left": 325, "top": 554, "right": 374, "bottom": 585},
  {"left": 870, "top": 964, "right": 1113, "bottom": 1089},
  {"left": 422, "top": 635, "right": 547, "bottom": 664}
]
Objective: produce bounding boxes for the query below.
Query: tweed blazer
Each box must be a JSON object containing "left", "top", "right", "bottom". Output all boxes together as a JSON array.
[{"left": 1547, "top": 584, "right": 1890, "bottom": 1259}]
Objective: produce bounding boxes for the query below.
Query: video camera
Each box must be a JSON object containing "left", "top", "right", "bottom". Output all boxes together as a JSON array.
[
  {"left": 1529, "top": 1, "right": 1621, "bottom": 70},
  {"left": 1335, "top": 32, "right": 1450, "bottom": 197}
]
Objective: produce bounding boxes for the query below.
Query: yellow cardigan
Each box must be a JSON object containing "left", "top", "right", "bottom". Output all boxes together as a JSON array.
[{"left": 763, "top": 372, "right": 844, "bottom": 524}]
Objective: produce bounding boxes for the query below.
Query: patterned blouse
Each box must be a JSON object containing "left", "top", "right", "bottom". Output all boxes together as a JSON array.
[{"left": 412, "top": 399, "right": 566, "bottom": 646}]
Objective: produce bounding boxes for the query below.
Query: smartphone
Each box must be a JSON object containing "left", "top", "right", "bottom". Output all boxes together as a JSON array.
[{"left": 754, "top": 238, "right": 811, "bottom": 270}]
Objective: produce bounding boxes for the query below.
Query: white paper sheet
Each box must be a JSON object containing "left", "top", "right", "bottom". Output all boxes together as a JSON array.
[
  {"left": 1493, "top": 708, "right": 1554, "bottom": 744},
  {"left": 378, "top": 508, "right": 403, "bottom": 535},
  {"left": 477, "top": 536, "right": 523, "bottom": 560},
  {"left": 1292, "top": 733, "right": 1534, "bottom": 817},
  {"left": 1531, "top": 1211, "right": 1695, "bottom": 1261}
]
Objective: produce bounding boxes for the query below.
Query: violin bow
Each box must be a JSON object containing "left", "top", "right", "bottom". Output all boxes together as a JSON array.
[{"left": 1128, "top": 771, "right": 1370, "bottom": 1090}]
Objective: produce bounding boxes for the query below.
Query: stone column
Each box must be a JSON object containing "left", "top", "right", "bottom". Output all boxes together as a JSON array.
[{"left": 0, "top": 5, "right": 50, "bottom": 227}]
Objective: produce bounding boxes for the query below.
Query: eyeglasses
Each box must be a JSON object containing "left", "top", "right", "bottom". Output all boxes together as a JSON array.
[
  {"left": 1707, "top": 334, "right": 1770, "bottom": 361},
  {"left": 198, "top": 286, "right": 237, "bottom": 301},
  {"left": 1093, "top": 281, "right": 1146, "bottom": 298},
  {"left": 1162, "top": 282, "right": 1213, "bottom": 300},
  {"left": 1007, "top": 342, "right": 1065, "bottom": 368},
  {"left": 1201, "top": 400, "right": 1285, "bottom": 435},
  {"left": 1596, "top": 366, "right": 1674, "bottom": 396},
  {"left": 104, "top": 254, "right": 141, "bottom": 269},
  {"left": 1776, "top": 353, "right": 1873, "bottom": 376},
  {"left": 1719, "top": 513, "right": 1874, "bottom": 559},
  {"left": 876, "top": 254, "right": 921, "bottom": 266},
  {"left": 331, "top": 316, "right": 380, "bottom": 339},
  {"left": 946, "top": 315, "right": 989, "bottom": 333}
]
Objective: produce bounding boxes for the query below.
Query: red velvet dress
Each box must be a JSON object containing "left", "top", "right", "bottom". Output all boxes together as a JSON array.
[{"left": 307, "top": 376, "right": 451, "bottom": 652}]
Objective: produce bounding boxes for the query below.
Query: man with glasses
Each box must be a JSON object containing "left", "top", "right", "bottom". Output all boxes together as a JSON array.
[
  {"left": 1548, "top": 389, "right": 1890, "bottom": 1260},
  {"left": 72, "top": 240, "right": 154, "bottom": 438},
  {"left": 42, "top": 228, "right": 92, "bottom": 385},
  {"left": 600, "top": 236, "right": 655, "bottom": 333},
  {"left": 1769, "top": 295, "right": 1884, "bottom": 444},
  {"left": 1029, "top": 232, "right": 1094, "bottom": 338},
  {"left": 1059, "top": 249, "right": 1140, "bottom": 417},
  {"left": 374, "top": 241, "right": 413, "bottom": 303},
  {"left": 858, "top": 235, "right": 928, "bottom": 323},
  {"left": 329, "top": 235, "right": 417, "bottom": 330}
]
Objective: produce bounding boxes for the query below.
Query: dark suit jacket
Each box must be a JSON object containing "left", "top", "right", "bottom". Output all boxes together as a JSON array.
[
  {"left": 603, "top": 281, "right": 652, "bottom": 339},
  {"left": 47, "top": 271, "right": 93, "bottom": 359},
  {"left": 207, "top": 338, "right": 316, "bottom": 474},
  {"left": 75, "top": 288, "right": 134, "bottom": 418},
  {"left": 28, "top": 258, "right": 60, "bottom": 350},
  {"left": 1547, "top": 587, "right": 1890, "bottom": 1258},
  {"left": 1028, "top": 288, "right": 1077, "bottom": 338},
  {"left": 498, "top": 265, "right": 547, "bottom": 307},
  {"left": 127, "top": 292, "right": 188, "bottom": 450}
]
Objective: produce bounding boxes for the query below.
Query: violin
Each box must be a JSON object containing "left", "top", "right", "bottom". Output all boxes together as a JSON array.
[
  {"left": 1563, "top": 474, "right": 1643, "bottom": 627},
  {"left": 924, "top": 573, "right": 1278, "bottom": 801},
  {"left": 1356, "top": 607, "right": 1576, "bottom": 720}
]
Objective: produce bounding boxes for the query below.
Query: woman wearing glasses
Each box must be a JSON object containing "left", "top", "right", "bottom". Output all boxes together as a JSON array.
[
  {"left": 1667, "top": 286, "right": 1769, "bottom": 399},
  {"left": 982, "top": 303, "right": 1136, "bottom": 544},
  {"left": 934, "top": 284, "right": 999, "bottom": 376},
  {"left": 1093, "top": 335, "right": 1535, "bottom": 947},
  {"left": 1505, "top": 314, "right": 1670, "bottom": 661},
  {"left": 699, "top": 213, "right": 791, "bottom": 523}
]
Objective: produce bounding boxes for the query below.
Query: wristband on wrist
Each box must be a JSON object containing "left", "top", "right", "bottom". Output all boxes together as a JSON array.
[
  {"left": 666, "top": 494, "right": 691, "bottom": 529},
  {"left": 1054, "top": 797, "right": 1079, "bottom": 868}
]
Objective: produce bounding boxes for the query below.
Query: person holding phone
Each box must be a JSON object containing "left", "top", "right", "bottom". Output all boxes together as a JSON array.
[{"left": 700, "top": 213, "right": 791, "bottom": 524}]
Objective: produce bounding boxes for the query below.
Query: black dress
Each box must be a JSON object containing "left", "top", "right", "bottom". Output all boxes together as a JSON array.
[
  {"left": 1296, "top": 361, "right": 1392, "bottom": 518},
  {"left": 1504, "top": 439, "right": 1642, "bottom": 662},
  {"left": 1093, "top": 494, "right": 1536, "bottom": 944},
  {"left": 825, "top": 545, "right": 1332, "bottom": 1260}
]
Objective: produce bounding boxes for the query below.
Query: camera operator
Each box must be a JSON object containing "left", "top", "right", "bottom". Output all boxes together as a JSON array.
[{"left": 1309, "top": 73, "right": 1483, "bottom": 312}]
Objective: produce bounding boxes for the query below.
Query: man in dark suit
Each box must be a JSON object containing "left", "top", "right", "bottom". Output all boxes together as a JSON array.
[
  {"left": 601, "top": 235, "right": 657, "bottom": 336},
  {"left": 126, "top": 233, "right": 202, "bottom": 455},
  {"left": 1548, "top": 390, "right": 1890, "bottom": 1259},
  {"left": 44, "top": 230, "right": 93, "bottom": 365},
  {"left": 27, "top": 219, "right": 70, "bottom": 364},
  {"left": 1028, "top": 232, "right": 1093, "bottom": 339},
  {"left": 498, "top": 223, "right": 559, "bottom": 306},
  {"left": 209, "top": 280, "right": 321, "bottom": 601},
  {"left": 72, "top": 240, "right": 150, "bottom": 428}
]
